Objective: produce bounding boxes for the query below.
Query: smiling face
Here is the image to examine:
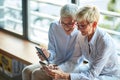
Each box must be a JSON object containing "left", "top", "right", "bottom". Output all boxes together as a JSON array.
[
  {"left": 77, "top": 20, "right": 92, "bottom": 36},
  {"left": 76, "top": 5, "right": 100, "bottom": 41},
  {"left": 59, "top": 4, "right": 78, "bottom": 35},
  {"left": 60, "top": 17, "right": 76, "bottom": 35},
  {"left": 77, "top": 20, "right": 97, "bottom": 41}
]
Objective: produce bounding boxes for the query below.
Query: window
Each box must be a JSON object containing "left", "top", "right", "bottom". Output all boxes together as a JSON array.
[
  {"left": 0, "top": 0, "right": 23, "bottom": 35},
  {"left": 0, "top": 0, "right": 5, "bottom": 28}
]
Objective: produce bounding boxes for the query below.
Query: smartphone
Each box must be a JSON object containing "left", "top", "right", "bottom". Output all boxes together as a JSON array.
[
  {"left": 35, "top": 47, "right": 49, "bottom": 63},
  {"left": 39, "top": 61, "right": 47, "bottom": 66}
]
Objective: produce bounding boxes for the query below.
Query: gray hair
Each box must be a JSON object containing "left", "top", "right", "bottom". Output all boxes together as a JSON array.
[
  {"left": 60, "top": 4, "right": 78, "bottom": 19},
  {"left": 76, "top": 5, "right": 100, "bottom": 23}
]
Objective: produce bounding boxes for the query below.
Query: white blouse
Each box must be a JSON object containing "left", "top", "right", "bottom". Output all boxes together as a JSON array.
[{"left": 69, "top": 27, "right": 120, "bottom": 80}]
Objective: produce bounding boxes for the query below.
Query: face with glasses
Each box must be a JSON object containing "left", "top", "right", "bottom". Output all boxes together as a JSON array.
[
  {"left": 77, "top": 20, "right": 96, "bottom": 37},
  {"left": 60, "top": 17, "right": 76, "bottom": 35}
]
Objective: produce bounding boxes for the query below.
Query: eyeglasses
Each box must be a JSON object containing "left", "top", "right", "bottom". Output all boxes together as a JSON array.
[
  {"left": 76, "top": 23, "right": 90, "bottom": 29},
  {"left": 60, "top": 20, "right": 75, "bottom": 27}
]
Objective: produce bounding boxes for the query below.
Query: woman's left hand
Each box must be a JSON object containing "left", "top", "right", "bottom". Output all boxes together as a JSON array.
[{"left": 43, "top": 65, "right": 70, "bottom": 80}]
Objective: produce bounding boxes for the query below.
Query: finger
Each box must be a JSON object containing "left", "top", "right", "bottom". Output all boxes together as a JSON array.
[
  {"left": 39, "top": 56, "right": 44, "bottom": 61},
  {"left": 48, "top": 64, "right": 58, "bottom": 70},
  {"left": 37, "top": 53, "right": 44, "bottom": 61},
  {"left": 48, "top": 72, "right": 56, "bottom": 78},
  {"left": 53, "top": 64, "right": 58, "bottom": 70},
  {"left": 48, "top": 64, "right": 55, "bottom": 69},
  {"left": 54, "top": 73, "right": 59, "bottom": 79},
  {"left": 44, "top": 69, "right": 55, "bottom": 78}
]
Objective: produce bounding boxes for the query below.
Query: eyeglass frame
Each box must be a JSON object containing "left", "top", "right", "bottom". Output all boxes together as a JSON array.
[
  {"left": 59, "top": 20, "right": 76, "bottom": 27},
  {"left": 76, "top": 22, "right": 92, "bottom": 29}
]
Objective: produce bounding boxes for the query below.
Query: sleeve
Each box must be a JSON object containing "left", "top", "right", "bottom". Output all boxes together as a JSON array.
[
  {"left": 70, "top": 34, "right": 114, "bottom": 80},
  {"left": 47, "top": 22, "right": 56, "bottom": 62}
]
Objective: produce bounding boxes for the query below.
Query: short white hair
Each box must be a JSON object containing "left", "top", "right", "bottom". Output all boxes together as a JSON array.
[
  {"left": 76, "top": 5, "right": 100, "bottom": 23},
  {"left": 60, "top": 4, "right": 78, "bottom": 19}
]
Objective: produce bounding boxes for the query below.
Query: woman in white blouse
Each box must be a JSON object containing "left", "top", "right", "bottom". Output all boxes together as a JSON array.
[{"left": 72, "top": 5, "right": 120, "bottom": 80}]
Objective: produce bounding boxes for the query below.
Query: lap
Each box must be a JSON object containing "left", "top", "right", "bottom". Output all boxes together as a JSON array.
[
  {"left": 32, "top": 67, "right": 52, "bottom": 80},
  {"left": 22, "top": 63, "right": 40, "bottom": 73}
]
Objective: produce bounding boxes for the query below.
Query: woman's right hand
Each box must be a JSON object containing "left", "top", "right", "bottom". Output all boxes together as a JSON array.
[{"left": 36, "top": 47, "right": 50, "bottom": 61}]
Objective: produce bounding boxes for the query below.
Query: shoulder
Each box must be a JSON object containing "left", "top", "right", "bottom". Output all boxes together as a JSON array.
[
  {"left": 97, "top": 28, "right": 113, "bottom": 41},
  {"left": 50, "top": 21, "right": 60, "bottom": 29},
  {"left": 49, "top": 20, "right": 62, "bottom": 35},
  {"left": 97, "top": 27, "right": 115, "bottom": 48}
]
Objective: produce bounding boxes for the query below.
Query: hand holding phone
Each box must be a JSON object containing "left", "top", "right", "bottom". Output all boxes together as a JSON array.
[{"left": 35, "top": 47, "right": 49, "bottom": 64}]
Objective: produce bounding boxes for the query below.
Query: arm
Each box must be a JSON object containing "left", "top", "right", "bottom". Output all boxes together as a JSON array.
[{"left": 47, "top": 22, "right": 57, "bottom": 61}]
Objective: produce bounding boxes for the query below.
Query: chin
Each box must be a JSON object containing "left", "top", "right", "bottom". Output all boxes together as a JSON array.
[
  {"left": 81, "top": 33, "right": 86, "bottom": 36},
  {"left": 65, "top": 31, "right": 72, "bottom": 35}
]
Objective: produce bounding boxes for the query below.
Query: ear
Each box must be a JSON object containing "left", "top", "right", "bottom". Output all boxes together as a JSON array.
[{"left": 92, "top": 21, "right": 97, "bottom": 28}]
